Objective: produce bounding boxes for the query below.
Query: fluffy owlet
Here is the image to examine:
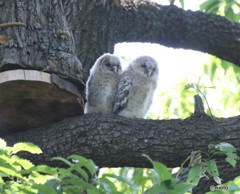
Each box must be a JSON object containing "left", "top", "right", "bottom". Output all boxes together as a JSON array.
[
  {"left": 85, "top": 53, "right": 122, "bottom": 113},
  {"left": 113, "top": 56, "right": 159, "bottom": 118}
]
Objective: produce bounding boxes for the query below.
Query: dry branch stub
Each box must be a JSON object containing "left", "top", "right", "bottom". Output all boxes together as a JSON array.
[
  {"left": 194, "top": 94, "right": 205, "bottom": 115},
  {"left": 0, "top": 70, "right": 84, "bottom": 135}
]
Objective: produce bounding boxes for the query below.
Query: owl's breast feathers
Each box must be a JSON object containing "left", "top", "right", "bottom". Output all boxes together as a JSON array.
[{"left": 113, "top": 72, "right": 132, "bottom": 114}]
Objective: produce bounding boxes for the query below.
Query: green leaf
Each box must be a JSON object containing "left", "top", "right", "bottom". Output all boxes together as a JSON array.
[
  {"left": 51, "top": 157, "right": 73, "bottom": 166},
  {"left": 212, "top": 143, "right": 239, "bottom": 167},
  {"left": 58, "top": 167, "right": 75, "bottom": 180},
  {"left": 165, "top": 98, "right": 172, "bottom": 108},
  {"left": 103, "top": 173, "right": 138, "bottom": 191},
  {"left": 144, "top": 183, "right": 165, "bottom": 194},
  {"left": 45, "top": 179, "right": 62, "bottom": 192},
  {"left": 210, "top": 62, "right": 217, "bottom": 80},
  {"left": 145, "top": 183, "right": 180, "bottom": 194},
  {"left": 214, "top": 142, "right": 236, "bottom": 152},
  {"left": 17, "top": 186, "right": 37, "bottom": 194},
  {"left": 11, "top": 142, "right": 42, "bottom": 154},
  {"left": 179, "top": 0, "right": 184, "bottom": 8},
  {"left": 0, "top": 177, "right": 3, "bottom": 184},
  {"left": 68, "top": 155, "right": 89, "bottom": 163},
  {"left": 0, "top": 151, "right": 10, "bottom": 163},
  {"left": 226, "top": 152, "right": 239, "bottom": 167},
  {"left": 225, "top": 6, "right": 235, "bottom": 21},
  {"left": 32, "top": 183, "right": 58, "bottom": 194},
  {"left": 200, "top": 0, "right": 220, "bottom": 13},
  {"left": 99, "top": 177, "right": 119, "bottom": 193},
  {"left": 88, "top": 189, "right": 105, "bottom": 194},
  {"left": 28, "top": 165, "right": 58, "bottom": 178},
  {"left": 71, "top": 167, "right": 89, "bottom": 182},
  {"left": 186, "top": 164, "right": 203, "bottom": 186},
  {"left": 207, "top": 160, "right": 219, "bottom": 177},
  {"left": 0, "top": 139, "right": 7, "bottom": 150},
  {"left": 224, "top": 0, "right": 236, "bottom": 20},
  {"left": 68, "top": 155, "right": 98, "bottom": 176},
  {"left": 184, "top": 83, "right": 194, "bottom": 90},
  {"left": 174, "top": 182, "right": 192, "bottom": 193},
  {"left": 11, "top": 155, "right": 34, "bottom": 170},
  {"left": 220, "top": 61, "right": 231, "bottom": 74},
  {"left": 62, "top": 177, "right": 104, "bottom": 193},
  {"left": 142, "top": 154, "right": 171, "bottom": 181},
  {"left": 0, "top": 166, "right": 23, "bottom": 179},
  {"left": 62, "top": 185, "right": 83, "bottom": 193}
]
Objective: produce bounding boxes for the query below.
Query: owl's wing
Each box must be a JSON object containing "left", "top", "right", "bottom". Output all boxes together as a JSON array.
[{"left": 113, "top": 72, "right": 132, "bottom": 114}]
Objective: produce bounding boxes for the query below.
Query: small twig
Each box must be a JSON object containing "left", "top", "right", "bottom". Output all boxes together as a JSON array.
[
  {"left": 170, "top": 0, "right": 175, "bottom": 5},
  {"left": 196, "top": 84, "right": 213, "bottom": 117},
  {"left": 194, "top": 95, "right": 205, "bottom": 114}
]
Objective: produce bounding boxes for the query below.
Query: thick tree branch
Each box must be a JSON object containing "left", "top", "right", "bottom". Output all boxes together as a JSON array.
[
  {"left": 63, "top": 1, "right": 240, "bottom": 76},
  {"left": 110, "top": 2, "right": 240, "bottom": 67},
  {"left": 3, "top": 113, "right": 240, "bottom": 183}
]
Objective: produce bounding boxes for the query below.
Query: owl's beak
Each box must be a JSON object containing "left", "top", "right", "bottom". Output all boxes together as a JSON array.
[
  {"left": 147, "top": 71, "right": 152, "bottom": 77},
  {"left": 145, "top": 69, "right": 153, "bottom": 77},
  {"left": 113, "top": 65, "right": 120, "bottom": 73}
]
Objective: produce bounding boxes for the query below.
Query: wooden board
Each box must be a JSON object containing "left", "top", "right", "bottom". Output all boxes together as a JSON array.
[{"left": 0, "top": 70, "right": 84, "bottom": 135}]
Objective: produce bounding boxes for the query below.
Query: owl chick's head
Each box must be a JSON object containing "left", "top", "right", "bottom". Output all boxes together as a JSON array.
[
  {"left": 131, "top": 56, "right": 159, "bottom": 78},
  {"left": 94, "top": 53, "right": 122, "bottom": 74}
]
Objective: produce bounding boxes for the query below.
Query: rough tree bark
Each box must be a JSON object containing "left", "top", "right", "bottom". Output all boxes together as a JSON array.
[
  {"left": 63, "top": 0, "right": 240, "bottom": 75},
  {"left": 0, "top": 0, "right": 85, "bottom": 90},
  {"left": 0, "top": 0, "right": 240, "bottom": 193},
  {"left": 4, "top": 111, "right": 240, "bottom": 169},
  {"left": 4, "top": 109, "right": 240, "bottom": 193}
]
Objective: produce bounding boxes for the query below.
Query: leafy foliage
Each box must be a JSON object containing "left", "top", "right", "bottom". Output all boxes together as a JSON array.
[
  {"left": 200, "top": 0, "right": 240, "bottom": 22},
  {"left": 149, "top": 56, "right": 240, "bottom": 120},
  {"left": 1, "top": 138, "right": 238, "bottom": 193},
  {"left": 0, "top": 138, "right": 138, "bottom": 194},
  {"left": 202, "top": 57, "right": 240, "bottom": 117},
  {"left": 174, "top": 142, "right": 240, "bottom": 191},
  {"left": 143, "top": 154, "right": 193, "bottom": 193}
]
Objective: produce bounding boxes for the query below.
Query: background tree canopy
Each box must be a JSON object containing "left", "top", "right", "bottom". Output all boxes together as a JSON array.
[{"left": 0, "top": 0, "right": 240, "bottom": 193}]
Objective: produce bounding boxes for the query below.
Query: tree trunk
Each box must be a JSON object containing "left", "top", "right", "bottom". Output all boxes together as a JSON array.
[
  {"left": 63, "top": 0, "right": 117, "bottom": 76},
  {"left": 0, "top": 0, "right": 84, "bottom": 90}
]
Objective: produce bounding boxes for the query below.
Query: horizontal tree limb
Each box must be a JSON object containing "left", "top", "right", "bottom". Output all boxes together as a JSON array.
[
  {"left": 110, "top": 2, "right": 240, "bottom": 67},
  {"left": 4, "top": 113, "right": 240, "bottom": 184}
]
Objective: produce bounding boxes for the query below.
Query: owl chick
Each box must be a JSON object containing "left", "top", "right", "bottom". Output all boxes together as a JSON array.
[
  {"left": 85, "top": 53, "right": 122, "bottom": 113},
  {"left": 113, "top": 56, "right": 159, "bottom": 118}
]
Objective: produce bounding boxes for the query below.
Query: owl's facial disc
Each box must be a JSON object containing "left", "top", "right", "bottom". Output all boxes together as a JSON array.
[
  {"left": 105, "top": 62, "right": 121, "bottom": 73},
  {"left": 141, "top": 63, "right": 153, "bottom": 77}
]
